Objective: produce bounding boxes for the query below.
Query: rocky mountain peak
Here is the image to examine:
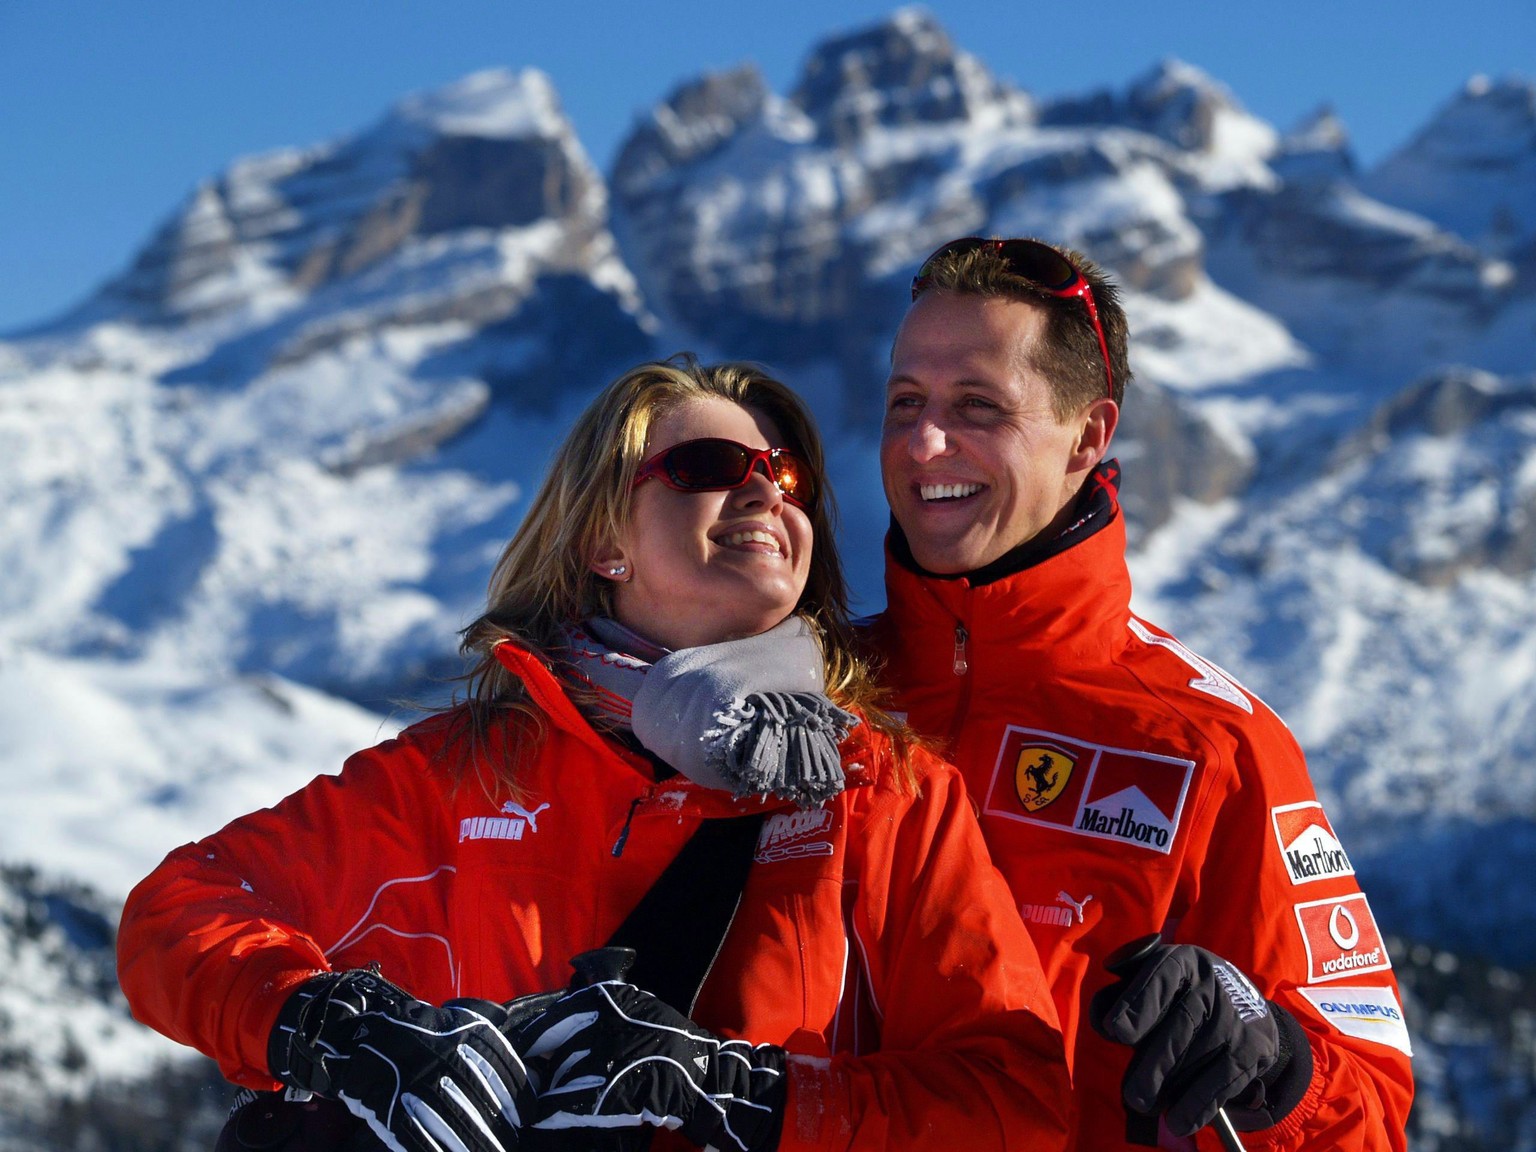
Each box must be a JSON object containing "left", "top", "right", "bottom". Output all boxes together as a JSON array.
[
  {"left": 1271, "top": 104, "right": 1357, "bottom": 185},
  {"left": 790, "top": 6, "right": 1032, "bottom": 146},
  {"left": 1343, "top": 367, "right": 1536, "bottom": 584},
  {"left": 85, "top": 67, "right": 604, "bottom": 328},
  {"left": 1124, "top": 58, "right": 1273, "bottom": 158},
  {"left": 1364, "top": 75, "right": 1536, "bottom": 253},
  {"left": 387, "top": 67, "right": 569, "bottom": 141},
  {"left": 1418, "top": 74, "right": 1536, "bottom": 162},
  {"left": 611, "top": 64, "right": 771, "bottom": 197}
]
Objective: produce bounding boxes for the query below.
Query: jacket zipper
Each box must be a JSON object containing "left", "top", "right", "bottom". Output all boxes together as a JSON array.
[
  {"left": 611, "top": 794, "right": 645, "bottom": 857},
  {"left": 945, "top": 593, "right": 975, "bottom": 752}
]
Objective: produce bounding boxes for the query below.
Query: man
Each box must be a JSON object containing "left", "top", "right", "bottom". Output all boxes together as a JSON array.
[{"left": 867, "top": 237, "right": 1413, "bottom": 1150}]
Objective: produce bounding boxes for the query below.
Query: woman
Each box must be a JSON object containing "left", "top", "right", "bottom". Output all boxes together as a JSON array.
[{"left": 118, "top": 357, "right": 1070, "bottom": 1152}]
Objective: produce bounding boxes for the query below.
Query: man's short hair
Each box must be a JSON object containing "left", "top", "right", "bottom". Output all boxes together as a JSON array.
[{"left": 911, "top": 240, "right": 1131, "bottom": 416}]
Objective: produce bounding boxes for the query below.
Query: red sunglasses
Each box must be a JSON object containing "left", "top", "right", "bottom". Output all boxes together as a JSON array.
[
  {"left": 911, "top": 236, "right": 1115, "bottom": 400},
  {"left": 631, "top": 437, "right": 817, "bottom": 508}
]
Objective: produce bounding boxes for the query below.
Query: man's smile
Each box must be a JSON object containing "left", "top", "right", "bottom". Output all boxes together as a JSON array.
[{"left": 919, "top": 482, "right": 984, "bottom": 502}]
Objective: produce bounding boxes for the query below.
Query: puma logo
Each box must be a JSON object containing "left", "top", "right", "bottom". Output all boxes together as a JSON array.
[
  {"left": 501, "top": 801, "right": 551, "bottom": 834},
  {"left": 1056, "top": 891, "right": 1093, "bottom": 924}
]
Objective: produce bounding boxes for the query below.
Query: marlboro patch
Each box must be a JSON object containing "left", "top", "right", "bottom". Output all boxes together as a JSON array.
[
  {"left": 984, "top": 726, "right": 1195, "bottom": 855},
  {"left": 1272, "top": 801, "right": 1355, "bottom": 885}
]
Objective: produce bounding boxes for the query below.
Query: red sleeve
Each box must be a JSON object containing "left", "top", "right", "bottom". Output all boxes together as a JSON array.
[
  {"left": 1173, "top": 713, "right": 1413, "bottom": 1152},
  {"left": 781, "top": 750, "right": 1072, "bottom": 1152},
  {"left": 116, "top": 735, "right": 450, "bottom": 1088}
]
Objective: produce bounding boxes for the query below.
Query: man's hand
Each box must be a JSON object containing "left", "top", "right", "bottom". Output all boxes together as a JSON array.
[
  {"left": 270, "top": 969, "right": 535, "bottom": 1152},
  {"left": 515, "top": 981, "right": 786, "bottom": 1152},
  {"left": 1090, "top": 943, "right": 1313, "bottom": 1135}
]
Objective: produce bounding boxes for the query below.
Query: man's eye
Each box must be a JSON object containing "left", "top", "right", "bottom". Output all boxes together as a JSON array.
[{"left": 887, "top": 394, "right": 921, "bottom": 411}]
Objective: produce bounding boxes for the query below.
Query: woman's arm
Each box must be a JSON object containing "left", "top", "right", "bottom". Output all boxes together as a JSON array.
[{"left": 117, "top": 733, "right": 450, "bottom": 1087}]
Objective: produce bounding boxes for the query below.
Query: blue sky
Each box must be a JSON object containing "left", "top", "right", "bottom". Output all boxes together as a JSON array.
[{"left": 2, "top": 0, "right": 1531, "bottom": 333}]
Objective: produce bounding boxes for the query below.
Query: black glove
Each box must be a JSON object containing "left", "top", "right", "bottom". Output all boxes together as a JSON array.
[
  {"left": 1090, "top": 943, "right": 1313, "bottom": 1135},
  {"left": 515, "top": 981, "right": 787, "bottom": 1152},
  {"left": 269, "top": 968, "right": 536, "bottom": 1152}
]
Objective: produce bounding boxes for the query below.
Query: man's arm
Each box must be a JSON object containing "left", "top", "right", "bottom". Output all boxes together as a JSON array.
[{"left": 1153, "top": 713, "right": 1414, "bottom": 1151}]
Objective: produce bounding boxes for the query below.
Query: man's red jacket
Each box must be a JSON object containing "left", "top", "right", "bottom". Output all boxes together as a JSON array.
[
  {"left": 870, "top": 511, "right": 1413, "bottom": 1151},
  {"left": 118, "top": 640, "right": 1072, "bottom": 1152}
]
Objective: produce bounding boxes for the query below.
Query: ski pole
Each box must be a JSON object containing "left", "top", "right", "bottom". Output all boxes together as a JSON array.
[{"left": 1105, "top": 935, "right": 1247, "bottom": 1152}]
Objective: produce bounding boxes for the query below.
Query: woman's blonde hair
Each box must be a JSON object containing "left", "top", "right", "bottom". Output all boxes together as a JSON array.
[{"left": 450, "top": 354, "right": 913, "bottom": 793}]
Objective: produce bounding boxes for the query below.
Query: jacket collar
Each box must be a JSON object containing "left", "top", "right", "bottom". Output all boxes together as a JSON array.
[
  {"left": 490, "top": 639, "right": 877, "bottom": 807},
  {"left": 879, "top": 507, "right": 1134, "bottom": 683}
]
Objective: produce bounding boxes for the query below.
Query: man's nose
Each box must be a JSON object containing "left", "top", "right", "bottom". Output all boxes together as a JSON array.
[{"left": 908, "top": 415, "right": 953, "bottom": 462}]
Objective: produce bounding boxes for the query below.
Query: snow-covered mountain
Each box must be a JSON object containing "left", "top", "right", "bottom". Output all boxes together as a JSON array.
[
  {"left": 1362, "top": 76, "right": 1536, "bottom": 258},
  {"left": 3, "top": 8, "right": 1534, "bottom": 1147}
]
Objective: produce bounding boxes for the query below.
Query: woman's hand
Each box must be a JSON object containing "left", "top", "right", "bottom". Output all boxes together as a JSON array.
[
  {"left": 516, "top": 981, "right": 787, "bottom": 1152},
  {"left": 269, "top": 969, "right": 535, "bottom": 1152}
]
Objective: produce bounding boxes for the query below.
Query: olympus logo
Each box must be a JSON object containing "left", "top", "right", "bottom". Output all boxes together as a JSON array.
[{"left": 1318, "top": 999, "right": 1402, "bottom": 1020}]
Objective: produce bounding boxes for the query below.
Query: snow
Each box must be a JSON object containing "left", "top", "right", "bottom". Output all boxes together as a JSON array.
[
  {"left": 1124, "top": 275, "right": 1311, "bottom": 395},
  {"left": 0, "top": 644, "right": 395, "bottom": 899},
  {"left": 3, "top": 33, "right": 1536, "bottom": 1141},
  {"left": 993, "top": 156, "right": 1189, "bottom": 246},
  {"left": 392, "top": 68, "right": 570, "bottom": 142},
  {"left": 0, "top": 364, "right": 188, "bottom": 644},
  {"left": 1284, "top": 105, "right": 1351, "bottom": 154},
  {"left": 1363, "top": 76, "right": 1536, "bottom": 252},
  {"left": 1204, "top": 105, "right": 1279, "bottom": 177}
]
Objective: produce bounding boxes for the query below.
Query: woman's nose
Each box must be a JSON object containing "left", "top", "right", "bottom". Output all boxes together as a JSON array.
[{"left": 732, "top": 463, "right": 784, "bottom": 509}]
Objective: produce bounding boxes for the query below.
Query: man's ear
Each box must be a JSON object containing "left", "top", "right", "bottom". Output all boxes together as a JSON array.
[{"left": 1070, "top": 398, "right": 1119, "bottom": 474}]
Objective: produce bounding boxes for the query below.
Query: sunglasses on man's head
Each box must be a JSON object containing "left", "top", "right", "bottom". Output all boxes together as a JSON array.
[
  {"left": 911, "top": 236, "right": 1115, "bottom": 401},
  {"left": 631, "top": 438, "right": 817, "bottom": 508}
]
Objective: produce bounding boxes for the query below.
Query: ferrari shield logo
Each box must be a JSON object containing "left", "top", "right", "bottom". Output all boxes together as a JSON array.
[
  {"left": 1014, "top": 745, "right": 1076, "bottom": 812},
  {"left": 986, "top": 726, "right": 1196, "bottom": 856}
]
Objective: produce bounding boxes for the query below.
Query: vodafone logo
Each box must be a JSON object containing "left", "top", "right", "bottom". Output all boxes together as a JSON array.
[
  {"left": 1294, "top": 893, "right": 1392, "bottom": 983},
  {"left": 1330, "top": 904, "right": 1360, "bottom": 949}
]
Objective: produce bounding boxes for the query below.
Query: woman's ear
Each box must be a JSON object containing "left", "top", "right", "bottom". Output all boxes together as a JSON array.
[{"left": 590, "top": 551, "right": 632, "bottom": 583}]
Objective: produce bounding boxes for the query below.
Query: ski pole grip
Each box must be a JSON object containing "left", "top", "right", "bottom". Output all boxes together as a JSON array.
[
  {"left": 570, "top": 946, "right": 637, "bottom": 987},
  {"left": 1105, "top": 933, "right": 1163, "bottom": 977},
  {"left": 1102, "top": 934, "right": 1247, "bottom": 1152},
  {"left": 1105, "top": 934, "right": 1165, "bottom": 1147}
]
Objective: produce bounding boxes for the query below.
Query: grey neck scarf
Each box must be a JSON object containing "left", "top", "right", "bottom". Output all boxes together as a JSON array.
[{"left": 555, "top": 616, "right": 858, "bottom": 808}]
